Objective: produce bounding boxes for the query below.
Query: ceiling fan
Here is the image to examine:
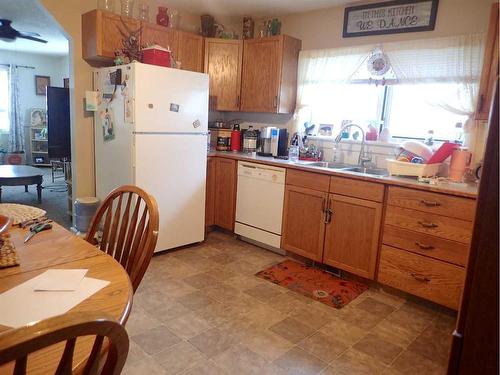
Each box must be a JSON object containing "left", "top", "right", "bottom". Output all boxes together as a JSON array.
[{"left": 0, "top": 19, "right": 47, "bottom": 43}]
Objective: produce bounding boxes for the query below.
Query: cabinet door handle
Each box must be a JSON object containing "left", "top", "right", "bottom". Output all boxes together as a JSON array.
[
  {"left": 411, "top": 273, "right": 431, "bottom": 282},
  {"left": 418, "top": 221, "right": 438, "bottom": 229},
  {"left": 273, "top": 96, "right": 278, "bottom": 108},
  {"left": 415, "top": 241, "right": 435, "bottom": 250},
  {"left": 321, "top": 198, "right": 326, "bottom": 213},
  {"left": 420, "top": 200, "right": 441, "bottom": 207},
  {"left": 236, "top": 95, "right": 240, "bottom": 108},
  {"left": 324, "top": 209, "right": 333, "bottom": 224}
]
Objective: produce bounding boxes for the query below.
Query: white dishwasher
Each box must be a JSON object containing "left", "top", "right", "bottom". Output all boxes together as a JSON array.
[{"left": 235, "top": 161, "right": 286, "bottom": 254}]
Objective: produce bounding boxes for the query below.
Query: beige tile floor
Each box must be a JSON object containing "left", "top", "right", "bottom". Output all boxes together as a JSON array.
[{"left": 123, "top": 231, "right": 456, "bottom": 375}]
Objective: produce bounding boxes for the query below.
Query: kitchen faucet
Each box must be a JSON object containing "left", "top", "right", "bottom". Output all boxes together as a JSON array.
[{"left": 334, "top": 123, "right": 372, "bottom": 167}]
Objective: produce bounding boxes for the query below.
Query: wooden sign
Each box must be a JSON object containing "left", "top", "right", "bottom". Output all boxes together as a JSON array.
[{"left": 343, "top": 0, "right": 439, "bottom": 37}]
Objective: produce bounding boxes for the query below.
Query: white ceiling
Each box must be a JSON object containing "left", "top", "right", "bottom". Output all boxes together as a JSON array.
[
  {"left": 0, "top": 0, "right": 69, "bottom": 56},
  {"left": 147, "top": 0, "right": 358, "bottom": 17}
]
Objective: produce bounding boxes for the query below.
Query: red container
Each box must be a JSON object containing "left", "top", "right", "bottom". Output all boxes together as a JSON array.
[
  {"left": 230, "top": 129, "right": 241, "bottom": 151},
  {"left": 142, "top": 46, "right": 171, "bottom": 67}
]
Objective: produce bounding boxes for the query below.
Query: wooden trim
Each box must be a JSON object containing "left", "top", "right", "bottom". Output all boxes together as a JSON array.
[
  {"left": 448, "top": 81, "right": 499, "bottom": 374},
  {"left": 286, "top": 169, "right": 330, "bottom": 192},
  {"left": 330, "top": 175, "right": 384, "bottom": 202},
  {"left": 475, "top": 3, "right": 499, "bottom": 120}
]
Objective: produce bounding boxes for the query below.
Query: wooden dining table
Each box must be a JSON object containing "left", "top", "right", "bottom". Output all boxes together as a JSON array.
[{"left": 0, "top": 222, "right": 133, "bottom": 374}]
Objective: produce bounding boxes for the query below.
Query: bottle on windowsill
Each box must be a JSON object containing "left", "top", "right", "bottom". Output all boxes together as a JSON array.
[{"left": 424, "top": 129, "right": 434, "bottom": 146}]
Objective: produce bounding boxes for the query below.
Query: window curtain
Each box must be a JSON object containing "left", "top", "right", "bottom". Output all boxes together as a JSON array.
[
  {"left": 8, "top": 65, "right": 24, "bottom": 153},
  {"left": 294, "top": 33, "right": 485, "bottom": 132},
  {"left": 384, "top": 33, "right": 485, "bottom": 117}
]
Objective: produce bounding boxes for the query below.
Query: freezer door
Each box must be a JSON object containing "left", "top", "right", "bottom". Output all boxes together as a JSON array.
[
  {"left": 133, "top": 64, "right": 209, "bottom": 134},
  {"left": 134, "top": 133, "right": 207, "bottom": 252},
  {"left": 93, "top": 68, "right": 134, "bottom": 200}
]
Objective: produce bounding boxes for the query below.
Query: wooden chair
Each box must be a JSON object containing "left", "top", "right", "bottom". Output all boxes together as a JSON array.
[
  {"left": 85, "top": 185, "right": 159, "bottom": 292},
  {"left": 0, "top": 312, "right": 129, "bottom": 375}
]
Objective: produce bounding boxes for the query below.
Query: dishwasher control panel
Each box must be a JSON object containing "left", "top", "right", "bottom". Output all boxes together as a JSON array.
[{"left": 237, "top": 161, "right": 286, "bottom": 184}]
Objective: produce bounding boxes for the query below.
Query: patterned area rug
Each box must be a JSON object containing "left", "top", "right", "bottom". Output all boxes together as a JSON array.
[{"left": 256, "top": 260, "right": 368, "bottom": 309}]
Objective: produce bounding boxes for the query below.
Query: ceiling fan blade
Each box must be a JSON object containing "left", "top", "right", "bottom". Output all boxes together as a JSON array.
[
  {"left": 19, "top": 31, "right": 41, "bottom": 37},
  {"left": 17, "top": 34, "right": 47, "bottom": 43}
]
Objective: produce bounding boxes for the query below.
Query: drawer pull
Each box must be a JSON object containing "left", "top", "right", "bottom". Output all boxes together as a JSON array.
[
  {"left": 411, "top": 273, "right": 431, "bottom": 282},
  {"left": 420, "top": 199, "right": 441, "bottom": 207},
  {"left": 415, "top": 242, "right": 435, "bottom": 250},
  {"left": 418, "top": 221, "right": 438, "bottom": 229}
]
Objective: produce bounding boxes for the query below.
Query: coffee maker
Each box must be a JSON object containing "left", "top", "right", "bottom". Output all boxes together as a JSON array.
[{"left": 257, "top": 127, "right": 288, "bottom": 157}]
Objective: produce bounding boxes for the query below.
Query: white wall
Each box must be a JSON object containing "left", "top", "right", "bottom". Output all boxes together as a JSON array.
[
  {"left": 0, "top": 50, "right": 69, "bottom": 122},
  {"left": 0, "top": 50, "right": 69, "bottom": 152}
]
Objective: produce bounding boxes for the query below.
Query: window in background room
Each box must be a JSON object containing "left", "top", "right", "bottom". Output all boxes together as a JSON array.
[{"left": 0, "top": 66, "right": 9, "bottom": 132}]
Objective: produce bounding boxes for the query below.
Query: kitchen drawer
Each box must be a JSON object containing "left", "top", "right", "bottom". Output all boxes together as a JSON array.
[
  {"left": 378, "top": 245, "right": 465, "bottom": 310},
  {"left": 387, "top": 186, "right": 476, "bottom": 221},
  {"left": 385, "top": 205, "right": 473, "bottom": 244},
  {"left": 286, "top": 169, "right": 330, "bottom": 192},
  {"left": 383, "top": 225, "right": 469, "bottom": 266},
  {"left": 330, "top": 176, "right": 384, "bottom": 202}
]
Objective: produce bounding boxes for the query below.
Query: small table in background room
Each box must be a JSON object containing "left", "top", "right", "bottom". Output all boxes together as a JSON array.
[{"left": 0, "top": 165, "right": 43, "bottom": 203}]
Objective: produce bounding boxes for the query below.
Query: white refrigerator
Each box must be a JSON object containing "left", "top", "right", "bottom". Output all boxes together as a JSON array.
[{"left": 93, "top": 62, "right": 209, "bottom": 252}]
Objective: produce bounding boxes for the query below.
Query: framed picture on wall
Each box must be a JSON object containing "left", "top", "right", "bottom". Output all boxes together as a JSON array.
[
  {"left": 30, "top": 108, "right": 46, "bottom": 127},
  {"left": 35, "top": 75, "right": 50, "bottom": 95}
]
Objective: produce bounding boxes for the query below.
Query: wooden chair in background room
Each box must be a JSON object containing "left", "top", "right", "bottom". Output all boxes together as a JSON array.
[
  {"left": 0, "top": 312, "right": 129, "bottom": 375},
  {"left": 85, "top": 185, "right": 159, "bottom": 292}
]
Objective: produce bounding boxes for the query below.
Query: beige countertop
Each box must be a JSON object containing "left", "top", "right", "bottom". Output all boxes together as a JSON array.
[{"left": 208, "top": 151, "right": 478, "bottom": 199}]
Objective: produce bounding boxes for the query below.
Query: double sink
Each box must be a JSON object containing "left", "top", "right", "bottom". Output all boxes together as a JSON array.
[{"left": 294, "top": 161, "right": 388, "bottom": 176}]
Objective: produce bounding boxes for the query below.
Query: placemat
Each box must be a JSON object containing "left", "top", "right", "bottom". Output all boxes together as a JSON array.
[
  {"left": 0, "top": 235, "right": 19, "bottom": 269},
  {"left": 0, "top": 204, "right": 46, "bottom": 225}
]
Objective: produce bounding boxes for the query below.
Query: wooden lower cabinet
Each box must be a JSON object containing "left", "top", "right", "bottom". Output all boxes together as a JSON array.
[
  {"left": 378, "top": 245, "right": 465, "bottom": 310},
  {"left": 213, "top": 158, "right": 237, "bottom": 231},
  {"left": 281, "top": 185, "right": 327, "bottom": 262},
  {"left": 323, "top": 194, "right": 382, "bottom": 279},
  {"left": 205, "top": 158, "right": 216, "bottom": 227}
]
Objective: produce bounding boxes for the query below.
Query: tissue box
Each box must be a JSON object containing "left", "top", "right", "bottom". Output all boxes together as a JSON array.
[{"left": 142, "top": 45, "right": 171, "bottom": 67}]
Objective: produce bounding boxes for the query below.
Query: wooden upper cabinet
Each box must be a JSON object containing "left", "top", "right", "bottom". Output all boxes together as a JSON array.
[
  {"left": 281, "top": 185, "right": 327, "bottom": 262},
  {"left": 476, "top": 2, "right": 499, "bottom": 120},
  {"left": 177, "top": 31, "right": 204, "bottom": 73},
  {"left": 214, "top": 158, "right": 237, "bottom": 231},
  {"left": 141, "top": 23, "right": 179, "bottom": 58},
  {"left": 82, "top": 9, "right": 141, "bottom": 61},
  {"left": 240, "top": 35, "right": 301, "bottom": 114},
  {"left": 323, "top": 194, "right": 382, "bottom": 280},
  {"left": 204, "top": 39, "right": 243, "bottom": 111},
  {"left": 82, "top": 9, "right": 203, "bottom": 72}
]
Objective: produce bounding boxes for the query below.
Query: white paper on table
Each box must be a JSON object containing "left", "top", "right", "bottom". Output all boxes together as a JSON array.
[
  {"left": 0, "top": 276, "right": 110, "bottom": 328},
  {"left": 32, "top": 269, "right": 88, "bottom": 291}
]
